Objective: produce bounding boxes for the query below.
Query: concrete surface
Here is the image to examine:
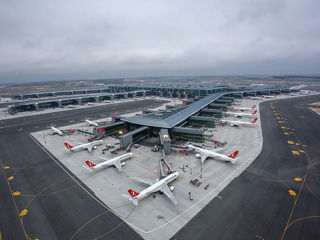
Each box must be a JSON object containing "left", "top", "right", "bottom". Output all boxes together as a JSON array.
[
  {"left": 172, "top": 94, "right": 320, "bottom": 240},
  {"left": 0, "top": 99, "right": 165, "bottom": 240},
  {"left": 31, "top": 94, "right": 312, "bottom": 240},
  {"left": 0, "top": 96, "right": 173, "bottom": 121}
]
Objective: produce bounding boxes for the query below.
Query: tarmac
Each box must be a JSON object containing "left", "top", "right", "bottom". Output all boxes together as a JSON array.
[
  {"left": 0, "top": 96, "right": 168, "bottom": 120},
  {"left": 1, "top": 93, "right": 319, "bottom": 240},
  {"left": 0, "top": 99, "right": 166, "bottom": 240},
  {"left": 172, "top": 94, "right": 320, "bottom": 240},
  {"left": 31, "top": 96, "right": 298, "bottom": 240}
]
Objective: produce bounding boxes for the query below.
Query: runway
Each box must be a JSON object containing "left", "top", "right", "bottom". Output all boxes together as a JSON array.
[
  {"left": 0, "top": 99, "right": 166, "bottom": 240},
  {"left": 172, "top": 95, "right": 320, "bottom": 240}
]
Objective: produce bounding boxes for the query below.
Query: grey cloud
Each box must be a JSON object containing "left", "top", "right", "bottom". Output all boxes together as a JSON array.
[{"left": 0, "top": 0, "right": 319, "bottom": 83}]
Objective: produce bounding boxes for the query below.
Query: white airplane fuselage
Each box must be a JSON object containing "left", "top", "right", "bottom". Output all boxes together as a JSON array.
[
  {"left": 134, "top": 172, "right": 179, "bottom": 202},
  {"left": 232, "top": 105, "right": 256, "bottom": 112},
  {"left": 226, "top": 111, "right": 256, "bottom": 118},
  {"left": 91, "top": 153, "right": 132, "bottom": 171},
  {"left": 188, "top": 145, "right": 236, "bottom": 163},
  {"left": 250, "top": 96, "right": 263, "bottom": 100},
  {"left": 51, "top": 126, "right": 63, "bottom": 136},
  {"left": 221, "top": 118, "right": 257, "bottom": 127},
  {"left": 65, "top": 140, "right": 103, "bottom": 152},
  {"left": 86, "top": 119, "right": 99, "bottom": 127}
]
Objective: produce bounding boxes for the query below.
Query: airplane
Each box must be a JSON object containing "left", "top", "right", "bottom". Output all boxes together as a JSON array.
[
  {"left": 264, "top": 95, "right": 276, "bottom": 99},
  {"left": 300, "top": 89, "right": 312, "bottom": 95},
  {"left": 250, "top": 96, "right": 264, "bottom": 100},
  {"left": 0, "top": 97, "right": 13, "bottom": 102},
  {"left": 85, "top": 152, "right": 133, "bottom": 172},
  {"left": 220, "top": 118, "right": 258, "bottom": 127},
  {"left": 85, "top": 118, "right": 99, "bottom": 127},
  {"left": 231, "top": 105, "right": 256, "bottom": 112},
  {"left": 64, "top": 140, "right": 103, "bottom": 152},
  {"left": 123, "top": 171, "right": 179, "bottom": 206},
  {"left": 225, "top": 110, "right": 257, "bottom": 118},
  {"left": 187, "top": 145, "right": 239, "bottom": 164},
  {"left": 50, "top": 125, "right": 64, "bottom": 136},
  {"left": 50, "top": 125, "right": 74, "bottom": 136}
]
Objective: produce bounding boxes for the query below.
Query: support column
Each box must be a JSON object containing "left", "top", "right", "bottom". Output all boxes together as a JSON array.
[
  {"left": 77, "top": 98, "right": 82, "bottom": 105},
  {"left": 58, "top": 100, "right": 63, "bottom": 108},
  {"left": 34, "top": 103, "right": 40, "bottom": 111}
]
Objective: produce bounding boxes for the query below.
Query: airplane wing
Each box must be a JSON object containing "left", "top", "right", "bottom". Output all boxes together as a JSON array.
[
  {"left": 87, "top": 145, "right": 93, "bottom": 152},
  {"left": 211, "top": 147, "right": 225, "bottom": 153},
  {"left": 114, "top": 161, "right": 123, "bottom": 172},
  {"left": 201, "top": 154, "right": 208, "bottom": 164},
  {"left": 96, "top": 156, "right": 110, "bottom": 161},
  {"left": 160, "top": 184, "right": 178, "bottom": 205},
  {"left": 131, "top": 177, "right": 157, "bottom": 186}
]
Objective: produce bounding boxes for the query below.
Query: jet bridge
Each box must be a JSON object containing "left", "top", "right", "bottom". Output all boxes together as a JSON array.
[
  {"left": 120, "top": 126, "right": 149, "bottom": 149},
  {"left": 172, "top": 127, "right": 203, "bottom": 142},
  {"left": 159, "top": 129, "right": 171, "bottom": 154}
]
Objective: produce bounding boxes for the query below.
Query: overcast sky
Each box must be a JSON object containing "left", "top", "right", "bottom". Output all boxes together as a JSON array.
[{"left": 0, "top": 0, "right": 320, "bottom": 83}]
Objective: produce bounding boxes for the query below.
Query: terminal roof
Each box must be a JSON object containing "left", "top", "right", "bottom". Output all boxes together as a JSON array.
[{"left": 122, "top": 92, "right": 225, "bottom": 128}]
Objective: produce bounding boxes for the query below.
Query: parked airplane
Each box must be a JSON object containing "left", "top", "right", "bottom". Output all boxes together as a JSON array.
[
  {"left": 250, "top": 96, "right": 264, "bottom": 100},
  {"left": 225, "top": 110, "right": 257, "bottom": 118},
  {"left": 123, "top": 171, "right": 179, "bottom": 206},
  {"left": 300, "top": 89, "right": 312, "bottom": 95},
  {"left": 50, "top": 125, "right": 74, "bottom": 136},
  {"left": 0, "top": 97, "right": 13, "bottom": 102},
  {"left": 85, "top": 152, "right": 133, "bottom": 172},
  {"left": 64, "top": 140, "right": 103, "bottom": 152},
  {"left": 50, "top": 125, "right": 64, "bottom": 136},
  {"left": 187, "top": 145, "right": 238, "bottom": 164},
  {"left": 264, "top": 95, "right": 276, "bottom": 99},
  {"left": 85, "top": 118, "right": 99, "bottom": 127},
  {"left": 232, "top": 105, "right": 256, "bottom": 112},
  {"left": 221, "top": 118, "right": 258, "bottom": 127}
]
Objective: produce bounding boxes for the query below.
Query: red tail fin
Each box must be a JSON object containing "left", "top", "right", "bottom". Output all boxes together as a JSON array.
[
  {"left": 85, "top": 161, "right": 96, "bottom": 168},
  {"left": 251, "top": 118, "right": 258, "bottom": 124},
  {"left": 228, "top": 150, "right": 239, "bottom": 159},
  {"left": 128, "top": 189, "right": 139, "bottom": 197},
  {"left": 252, "top": 110, "right": 257, "bottom": 115},
  {"left": 251, "top": 105, "right": 256, "bottom": 109},
  {"left": 64, "top": 143, "right": 73, "bottom": 149}
]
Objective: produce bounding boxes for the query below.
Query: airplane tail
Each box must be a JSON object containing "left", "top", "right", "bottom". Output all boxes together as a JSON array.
[
  {"left": 251, "top": 105, "right": 256, "bottom": 109},
  {"left": 85, "top": 161, "right": 96, "bottom": 168},
  {"left": 228, "top": 150, "right": 239, "bottom": 159},
  {"left": 251, "top": 118, "right": 258, "bottom": 124},
  {"left": 252, "top": 110, "right": 257, "bottom": 115},
  {"left": 128, "top": 189, "right": 140, "bottom": 197},
  {"left": 127, "top": 189, "right": 140, "bottom": 206},
  {"left": 64, "top": 143, "right": 73, "bottom": 149}
]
